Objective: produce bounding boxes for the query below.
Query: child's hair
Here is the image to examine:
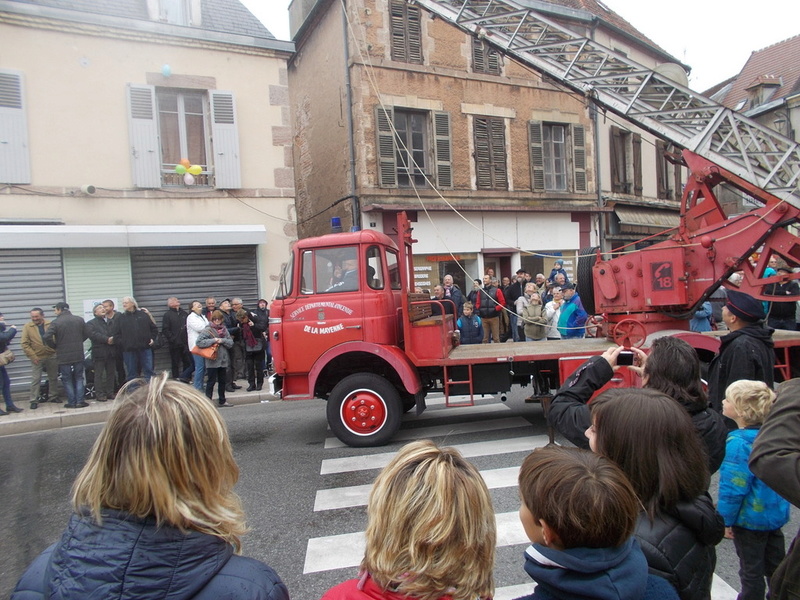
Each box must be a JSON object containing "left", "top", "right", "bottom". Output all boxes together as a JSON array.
[
  {"left": 725, "top": 379, "right": 776, "bottom": 426},
  {"left": 71, "top": 373, "right": 246, "bottom": 550},
  {"left": 362, "top": 440, "right": 495, "bottom": 600},
  {"left": 589, "top": 388, "right": 709, "bottom": 518},
  {"left": 462, "top": 301, "right": 474, "bottom": 311},
  {"left": 519, "top": 446, "right": 638, "bottom": 548}
]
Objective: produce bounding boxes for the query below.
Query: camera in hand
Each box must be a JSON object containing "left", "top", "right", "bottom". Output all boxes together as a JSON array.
[{"left": 618, "top": 350, "right": 634, "bottom": 366}]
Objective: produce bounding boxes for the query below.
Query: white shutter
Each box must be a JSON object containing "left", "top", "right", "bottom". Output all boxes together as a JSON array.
[
  {"left": 126, "top": 84, "right": 161, "bottom": 188},
  {"left": 0, "top": 70, "right": 31, "bottom": 184},
  {"left": 433, "top": 111, "right": 452, "bottom": 189},
  {"left": 210, "top": 91, "right": 241, "bottom": 189},
  {"left": 375, "top": 105, "right": 397, "bottom": 188}
]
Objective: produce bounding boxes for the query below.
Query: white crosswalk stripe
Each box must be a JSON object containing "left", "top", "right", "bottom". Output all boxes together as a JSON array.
[{"left": 306, "top": 396, "right": 739, "bottom": 599}]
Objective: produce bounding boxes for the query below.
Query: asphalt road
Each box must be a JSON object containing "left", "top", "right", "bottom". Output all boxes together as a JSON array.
[{"left": 0, "top": 388, "right": 797, "bottom": 599}]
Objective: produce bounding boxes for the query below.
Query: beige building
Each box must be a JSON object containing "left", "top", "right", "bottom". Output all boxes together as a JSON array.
[
  {"left": 288, "top": 0, "right": 685, "bottom": 294},
  {"left": 0, "top": 0, "right": 294, "bottom": 392}
]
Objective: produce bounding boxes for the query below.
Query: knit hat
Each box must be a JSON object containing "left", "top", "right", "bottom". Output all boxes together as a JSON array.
[{"left": 725, "top": 290, "right": 764, "bottom": 322}]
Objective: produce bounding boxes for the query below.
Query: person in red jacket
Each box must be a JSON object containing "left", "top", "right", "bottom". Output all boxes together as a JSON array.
[{"left": 321, "top": 440, "right": 496, "bottom": 600}]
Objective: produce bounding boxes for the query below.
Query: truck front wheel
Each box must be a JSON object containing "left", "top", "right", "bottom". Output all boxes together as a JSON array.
[{"left": 327, "top": 373, "right": 402, "bottom": 447}]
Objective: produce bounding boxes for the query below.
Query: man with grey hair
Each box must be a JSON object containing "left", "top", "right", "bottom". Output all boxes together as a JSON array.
[{"left": 109, "top": 296, "right": 158, "bottom": 381}]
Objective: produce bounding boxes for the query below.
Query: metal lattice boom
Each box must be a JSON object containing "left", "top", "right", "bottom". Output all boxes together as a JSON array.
[{"left": 415, "top": 0, "right": 800, "bottom": 205}]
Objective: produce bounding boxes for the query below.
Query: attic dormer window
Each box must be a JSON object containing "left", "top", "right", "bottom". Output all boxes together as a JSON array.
[
  {"left": 745, "top": 75, "right": 781, "bottom": 108},
  {"left": 160, "top": 0, "right": 189, "bottom": 25}
]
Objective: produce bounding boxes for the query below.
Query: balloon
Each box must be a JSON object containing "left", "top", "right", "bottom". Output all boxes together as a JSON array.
[
  {"left": 188, "top": 164, "right": 202, "bottom": 175},
  {"left": 180, "top": 158, "right": 191, "bottom": 169},
  {"left": 174, "top": 164, "right": 187, "bottom": 174},
  {"left": 183, "top": 173, "right": 195, "bottom": 185},
  {"left": 161, "top": 64, "right": 171, "bottom": 78}
]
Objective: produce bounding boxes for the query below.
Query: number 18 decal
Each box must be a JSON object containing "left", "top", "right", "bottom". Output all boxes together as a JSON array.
[{"left": 651, "top": 262, "right": 673, "bottom": 290}]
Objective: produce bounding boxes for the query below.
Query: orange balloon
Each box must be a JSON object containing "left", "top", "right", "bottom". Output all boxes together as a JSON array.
[{"left": 180, "top": 158, "right": 191, "bottom": 169}]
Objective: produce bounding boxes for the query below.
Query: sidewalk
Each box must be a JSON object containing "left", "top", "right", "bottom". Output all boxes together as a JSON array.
[{"left": 0, "top": 378, "right": 278, "bottom": 437}]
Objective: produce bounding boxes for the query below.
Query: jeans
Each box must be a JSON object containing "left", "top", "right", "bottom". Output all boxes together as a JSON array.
[
  {"left": 509, "top": 312, "right": 520, "bottom": 342},
  {"left": 1, "top": 366, "right": 12, "bottom": 408},
  {"left": 192, "top": 354, "right": 206, "bottom": 391},
  {"left": 59, "top": 362, "right": 85, "bottom": 406},
  {"left": 732, "top": 526, "right": 786, "bottom": 600},
  {"left": 123, "top": 349, "right": 154, "bottom": 381}
]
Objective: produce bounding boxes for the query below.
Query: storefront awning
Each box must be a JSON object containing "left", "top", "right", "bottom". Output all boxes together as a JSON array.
[
  {"left": 0, "top": 225, "right": 267, "bottom": 249},
  {"left": 613, "top": 206, "right": 680, "bottom": 231}
]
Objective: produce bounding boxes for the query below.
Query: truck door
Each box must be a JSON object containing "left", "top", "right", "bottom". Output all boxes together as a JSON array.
[{"left": 279, "top": 245, "right": 365, "bottom": 377}]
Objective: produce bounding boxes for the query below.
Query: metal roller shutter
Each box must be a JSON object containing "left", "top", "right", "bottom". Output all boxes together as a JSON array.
[
  {"left": 0, "top": 249, "right": 65, "bottom": 396},
  {"left": 130, "top": 246, "right": 259, "bottom": 372}
]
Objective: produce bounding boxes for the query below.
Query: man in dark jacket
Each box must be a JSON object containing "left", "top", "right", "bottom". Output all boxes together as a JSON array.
[
  {"left": 110, "top": 296, "right": 158, "bottom": 382},
  {"left": 750, "top": 379, "right": 800, "bottom": 600},
  {"left": 219, "top": 299, "right": 242, "bottom": 392},
  {"left": 162, "top": 297, "right": 192, "bottom": 382},
  {"left": 765, "top": 266, "right": 799, "bottom": 331},
  {"left": 505, "top": 270, "right": 525, "bottom": 341},
  {"left": 86, "top": 304, "right": 115, "bottom": 402},
  {"left": 707, "top": 290, "right": 774, "bottom": 413},
  {"left": 475, "top": 275, "right": 505, "bottom": 343},
  {"left": 254, "top": 299, "right": 271, "bottom": 371},
  {"left": 43, "top": 302, "right": 88, "bottom": 408}
]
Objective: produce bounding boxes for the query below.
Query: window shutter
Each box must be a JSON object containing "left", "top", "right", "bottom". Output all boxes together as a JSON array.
[
  {"left": 655, "top": 140, "right": 668, "bottom": 199},
  {"left": 472, "top": 38, "right": 485, "bottom": 73},
  {"left": 673, "top": 151, "right": 683, "bottom": 202},
  {"left": 210, "top": 91, "right": 241, "bottom": 189},
  {"left": 487, "top": 45, "right": 501, "bottom": 74},
  {"left": 433, "top": 111, "right": 452, "bottom": 189},
  {"left": 375, "top": 105, "right": 397, "bottom": 188},
  {"left": 474, "top": 117, "right": 492, "bottom": 189},
  {"left": 610, "top": 126, "right": 624, "bottom": 194},
  {"left": 0, "top": 70, "right": 31, "bottom": 184},
  {"left": 489, "top": 117, "right": 508, "bottom": 190},
  {"left": 632, "top": 133, "right": 642, "bottom": 196},
  {"left": 389, "top": 0, "right": 407, "bottom": 62},
  {"left": 572, "top": 124, "right": 587, "bottom": 192},
  {"left": 529, "top": 121, "right": 544, "bottom": 191},
  {"left": 127, "top": 84, "right": 161, "bottom": 188},
  {"left": 406, "top": 5, "right": 423, "bottom": 64}
]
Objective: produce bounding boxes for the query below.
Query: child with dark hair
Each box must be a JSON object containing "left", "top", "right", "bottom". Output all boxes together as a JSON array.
[
  {"left": 515, "top": 445, "right": 678, "bottom": 600},
  {"left": 720, "top": 380, "right": 789, "bottom": 600}
]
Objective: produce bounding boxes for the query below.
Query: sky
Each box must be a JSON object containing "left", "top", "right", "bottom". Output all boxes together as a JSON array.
[{"left": 241, "top": 0, "right": 799, "bottom": 92}]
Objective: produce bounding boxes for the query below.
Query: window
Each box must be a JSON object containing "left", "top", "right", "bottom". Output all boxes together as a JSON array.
[
  {"left": 159, "top": 0, "right": 188, "bottom": 25},
  {"left": 387, "top": 250, "right": 402, "bottom": 290},
  {"left": 375, "top": 106, "right": 452, "bottom": 189},
  {"left": 610, "top": 126, "right": 642, "bottom": 196},
  {"left": 472, "top": 38, "right": 501, "bottom": 75},
  {"left": 389, "top": 0, "right": 422, "bottom": 64},
  {"left": 158, "top": 89, "right": 209, "bottom": 185},
  {"left": 127, "top": 84, "right": 241, "bottom": 189},
  {"left": 473, "top": 116, "right": 508, "bottom": 190},
  {"left": 655, "top": 140, "right": 682, "bottom": 201},
  {"left": 366, "top": 246, "right": 384, "bottom": 290},
  {"left": 529, "top": 121, "right": 587, "bottom": 193},
  {"left": 302, "top": 247, "right": 361, "bottom": 294},
  {"left": 0, "top": 69, "right": 30, "bottom": 184}
]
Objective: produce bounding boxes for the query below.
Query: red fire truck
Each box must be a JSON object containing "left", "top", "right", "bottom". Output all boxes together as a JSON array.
[{"left": 269, "top": 0, "right": 800, "bottom": 447}]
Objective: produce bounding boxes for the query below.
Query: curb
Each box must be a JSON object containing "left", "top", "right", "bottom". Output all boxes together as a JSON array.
[{"left": 0, "top": 389, "right": 278, "bottom": 437}]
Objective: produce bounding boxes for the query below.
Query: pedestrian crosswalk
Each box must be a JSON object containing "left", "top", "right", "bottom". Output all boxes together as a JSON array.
[{"left": 303, "top": 394, "right": 738, "bottom": 599}]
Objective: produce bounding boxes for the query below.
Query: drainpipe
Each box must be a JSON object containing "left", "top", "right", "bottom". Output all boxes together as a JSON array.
[{"left": 342, "top": 2, "right": 361, "bottom": 230}]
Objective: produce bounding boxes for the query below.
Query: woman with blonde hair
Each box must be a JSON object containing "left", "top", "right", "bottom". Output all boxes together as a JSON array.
[
  {"left": 12, "top": 372, "right": 289, "bottom": 600},
  {"left": 321, "top": 440, "right": 496, "bottom": 600}
]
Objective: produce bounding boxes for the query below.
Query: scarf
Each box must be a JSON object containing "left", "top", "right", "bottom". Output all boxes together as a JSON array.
[
  {"left": 210, "top": 321, "right": 227, "bottom": 336},
  {"left": 242, "top": 320, "right": 258, "bottom": 348}
]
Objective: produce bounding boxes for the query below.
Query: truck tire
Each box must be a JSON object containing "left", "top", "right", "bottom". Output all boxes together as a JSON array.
[
  {"left": 577, "top": 246, "right": 599, "bottom": 315},
  {"left": 327, "top": 373, "right": 402, "bottom": 447}
]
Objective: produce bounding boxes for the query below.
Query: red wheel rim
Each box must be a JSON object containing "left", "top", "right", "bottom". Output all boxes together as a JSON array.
[{"left": 340, "top": 388, "right": 388, "bottom": 436}]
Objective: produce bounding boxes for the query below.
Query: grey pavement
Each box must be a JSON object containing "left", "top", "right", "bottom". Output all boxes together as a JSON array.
[{"left": 0, "top": 377, "right": 277, "bottom": 437}]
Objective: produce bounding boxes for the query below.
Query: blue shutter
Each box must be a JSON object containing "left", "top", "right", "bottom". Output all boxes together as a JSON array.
[
  {"left": 210, "top": 91, "right": 241, "bottom": 189},
  {"left": 126, "top": 84, "right": 161, "bottom": 188},
  {"left": 0, "top": 70, "right": 31, "bottom": 184}
]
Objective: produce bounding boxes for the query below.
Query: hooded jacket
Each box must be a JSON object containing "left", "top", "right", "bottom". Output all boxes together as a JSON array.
[
  {"left": 11, "top": 511, "right": 289, "bottom": 600},
  {"left": 516, "top": 538, "right": 678, "bottom": 600},
  {"left": 707, "top": 325, "right": 774, "bottom": 412},
  {"left": 634, "top": 493, "right": 724, "bottom": 600},
  {"left": 322, "top": 573, "right": 453, "bottom": 600}
]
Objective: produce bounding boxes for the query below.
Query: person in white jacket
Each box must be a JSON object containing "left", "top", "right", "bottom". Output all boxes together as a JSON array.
[
  {"left": 544, "top": 287, "right": 564, "bottom": 340},
  {"left": 186, "top": 300, "right": 209, "bottom": 391}
]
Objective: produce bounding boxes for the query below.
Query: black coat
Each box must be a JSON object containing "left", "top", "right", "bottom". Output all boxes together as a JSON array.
[
  {"left": 42, "top": 311, "right": 87, "bottom": 365},
  {"left": 110, "top": 310, "right": 158, "bottom": 352},
  {"left": 707, "top": 325, "right": 774, "bottom": 412},
  {"left": 635, "top": 493, "right": 724, "bottom": 600},
  {"left": 86, "top": 316, "right": 113, "bottom": 360},
  {"left": 547, "top": 355, "right": 728, "bottom": 473},
  {"left": 161, "top": 307, "right": 189, "bottom": 349}
]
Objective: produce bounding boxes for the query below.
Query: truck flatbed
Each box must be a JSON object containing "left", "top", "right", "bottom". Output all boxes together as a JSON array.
[{"left": 445, "top": 337, "right": 614, "bottom": 365}]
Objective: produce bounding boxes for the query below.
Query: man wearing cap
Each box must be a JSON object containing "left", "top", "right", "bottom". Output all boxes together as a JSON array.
[
  {"left": 557, "top": 283, "right": 588, "bottom": 339},
  {"left": 765, "top": 266, "right": 799, "bottom": 331},
  {"left": 707, "top": 289, "right": 774, "bottom": 413},
  {"left": 43, "top": 302, "right": 89, "bottom": 409}
]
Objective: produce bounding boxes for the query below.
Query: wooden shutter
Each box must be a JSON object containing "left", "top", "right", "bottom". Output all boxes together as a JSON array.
[
  {"left": 487, "top": 44, "right": 500, "bottom": 74},
  {"left": 472, "top": 38, "right": 485, "bottom": 73},
  {"left": 572, "top": 124, "right": 587, "bottom": 192},
  {"left": 474, "top": 117, "right": 492, "bottom": 189},
  {"left": 473, "top": 38, "right": 501, "bottom": 75},
  {"left": 127, "top": 84, "right": 161, "bottom": 188},
  {"left": 610, "top": 126, "right": 626, "bottom": 194},
  {"left": 489, "top": 117, "right": 508, "bottom": 190},
  {"left": 406, "top": 4, "right": 423, "bottom": 64},
  {"left": 0, "top": 70, "right": 31, "bottom": 184},
  {"left": 655, "top": 140, "right": 668, "bottom": 199},
  {"left": 433, "top": 111, "right": 452, "bottom": 189},
  {"left": 632, "top": 133, "right": 642, "bottom": 196},
  {"left": 673, "top": 150, "right": 683, "bottom": 201},
  {"left": 375, "top": 105, "right": 397, "bottom": 188},
  {"left": 210, "top": 91, "right": 241, "bottom": 189},
  {"left": 389, "top": 0, "right": 407, "bottom": 62},
  {"left": 529, "top": 121, "right": 545, "bottom": 191}
]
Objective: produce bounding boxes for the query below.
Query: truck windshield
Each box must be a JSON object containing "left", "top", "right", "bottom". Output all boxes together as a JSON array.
[{"left": 302, "top": 246, "right": 360, "bottom": 294}]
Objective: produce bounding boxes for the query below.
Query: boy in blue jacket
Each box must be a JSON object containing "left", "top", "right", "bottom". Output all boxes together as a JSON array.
[
  {"left": 720, "top": 379, "right": 790, "bottom": 600},
  {"left": 515, "top": 446, "right": 678, "bottom": 600}
]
